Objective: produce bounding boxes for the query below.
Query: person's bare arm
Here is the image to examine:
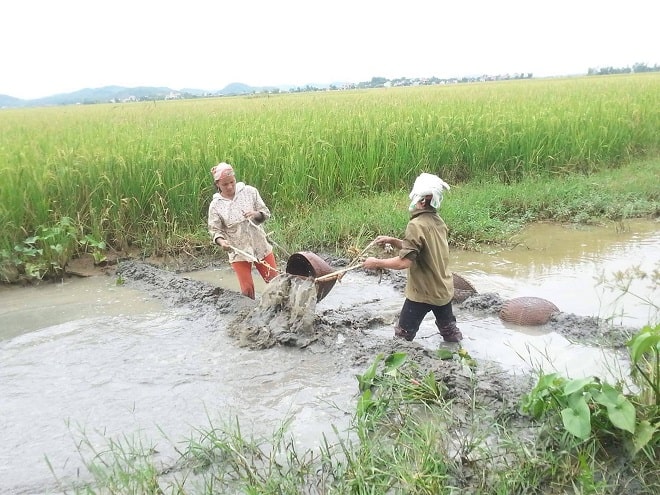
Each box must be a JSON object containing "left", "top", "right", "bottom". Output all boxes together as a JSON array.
[{"left": 363, "top": 255, "right": 411, "bottom": 271}]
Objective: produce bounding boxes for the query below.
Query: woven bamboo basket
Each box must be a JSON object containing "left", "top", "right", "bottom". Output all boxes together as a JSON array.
[
  {"left": 452, "top": 272, "right": 478, "bottom": 303},
  {"left": 499, "top": 296, "right": 559, "bottom": 326}
]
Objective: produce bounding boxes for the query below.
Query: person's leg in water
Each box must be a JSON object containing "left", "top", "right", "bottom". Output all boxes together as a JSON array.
[
  {"left": 432, "top": 303, "right": 463, "bottom": 342},
  {"left": 255, "top": 252, "right": 278, "bottom": 283},
  {"left": 232, "top": 260, "right": 256, "bottom": 299},
  {"left": 395, "top": 299, "right": 431, "bottom": 341}
]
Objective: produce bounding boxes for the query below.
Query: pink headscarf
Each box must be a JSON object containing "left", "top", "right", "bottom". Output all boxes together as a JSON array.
[{"left": 211, "top": 162, "right": 235, "bottom": 181}]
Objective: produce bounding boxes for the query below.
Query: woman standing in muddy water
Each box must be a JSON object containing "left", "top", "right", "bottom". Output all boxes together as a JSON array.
[
  {"left": 362, "top": 172, "right": 463, "bottom": 342},
  {"left": 208, "top": 162, "right": 279, "bottom": 299}
]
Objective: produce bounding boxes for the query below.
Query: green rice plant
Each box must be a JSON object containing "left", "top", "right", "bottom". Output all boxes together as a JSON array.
[{"left": 1, "top": 74, "right": 658, "bottom": 258}]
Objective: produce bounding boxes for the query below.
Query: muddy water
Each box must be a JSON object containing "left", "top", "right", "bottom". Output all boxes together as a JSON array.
[
  {"left": 0, "top": 219, "right": 658, "bottom": 494},
  {"left": 451, "top": 220, "right": 659, "bottom": 327}
]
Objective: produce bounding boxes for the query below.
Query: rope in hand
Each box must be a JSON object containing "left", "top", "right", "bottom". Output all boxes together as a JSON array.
[{"left": 226, "top": 244, "right": 283, "bottom": 275}]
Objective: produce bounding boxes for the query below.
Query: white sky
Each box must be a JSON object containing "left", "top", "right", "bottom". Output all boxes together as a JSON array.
[{"left": 1, "top": 0, "right": 657, "bottom": 99}]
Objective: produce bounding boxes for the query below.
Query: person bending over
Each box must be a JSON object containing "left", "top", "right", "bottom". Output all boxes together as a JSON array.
[{"left": 207, "top": 162, "right": 278, "bottom": 299}]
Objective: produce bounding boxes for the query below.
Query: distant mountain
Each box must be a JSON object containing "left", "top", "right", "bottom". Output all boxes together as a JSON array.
[
  {"left": 220, "top": 82, "right": 294, "bottom": 95},
  {"left": 0, "top": 83, "right": 281, "bottom": 109},
  {"left": 221, "top": 82, "right": 254, "bottom": 95},
  {"left": 0, "top": 94, "right": 25, "bottom": 108}
]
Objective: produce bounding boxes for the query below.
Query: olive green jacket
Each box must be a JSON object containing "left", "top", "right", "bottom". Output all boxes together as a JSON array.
[{"left": 399, "top": 207, "right": 454, "bottom": 306}]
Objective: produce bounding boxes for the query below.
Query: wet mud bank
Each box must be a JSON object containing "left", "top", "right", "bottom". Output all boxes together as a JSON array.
[{"left": 115, "top": 260, "right": 638, "bottom": 419}]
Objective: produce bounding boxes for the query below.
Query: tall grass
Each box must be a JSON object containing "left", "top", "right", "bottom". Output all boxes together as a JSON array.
[{"left": 1, "top": 73, "right": 658, "bottom": 254}]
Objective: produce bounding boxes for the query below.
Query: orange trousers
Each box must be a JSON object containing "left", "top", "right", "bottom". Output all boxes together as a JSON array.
[{"left": 231, "top": 252, "right": 278, "bottom": 299}]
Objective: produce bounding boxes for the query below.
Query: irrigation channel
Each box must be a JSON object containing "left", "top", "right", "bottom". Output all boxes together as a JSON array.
[{"left": 0, "top": 219, "right": 658, "bottom": 494}]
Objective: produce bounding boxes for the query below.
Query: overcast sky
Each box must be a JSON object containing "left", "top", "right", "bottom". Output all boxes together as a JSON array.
[{"left": 1, "top": 0, "right": 657, "bottom": 99}]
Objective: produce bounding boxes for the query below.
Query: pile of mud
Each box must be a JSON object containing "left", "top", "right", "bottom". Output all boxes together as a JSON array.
[
  {"left": 116, "top": 261, "right": 636, "bottom": 352},
  {"left": 116, "top": 261, "right": 357, "bottom": 350},
  {"left": 116, "top": 260, "right": 254, "bottom": 316},
  {"left": 227, "top": 273, "right": 319, "bottom": 349}
]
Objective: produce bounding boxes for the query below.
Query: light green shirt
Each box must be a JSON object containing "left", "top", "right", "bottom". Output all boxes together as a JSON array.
[{"left": 399, "top": 207, "right": 454, "bottom": 306}]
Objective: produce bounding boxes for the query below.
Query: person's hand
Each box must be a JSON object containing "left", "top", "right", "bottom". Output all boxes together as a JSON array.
[
  {"left": 362, "top": 257, "right": 381, "bottom": 270},
  {"left": 216, "top": 239, "right": 232, "bottom": 251},
  {"left": 373, "top": 235, "right": 394, "bottom": 246},
  {"left": 244, "top": 211, "right": 262, "bottom": 220},
  {"left": 244, "top": 211, "right": 265, "bottom": 225}
]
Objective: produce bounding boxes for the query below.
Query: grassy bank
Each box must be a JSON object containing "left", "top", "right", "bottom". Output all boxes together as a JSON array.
[{"left": 273, "top": 157, "right": 660, "bottom": 255}]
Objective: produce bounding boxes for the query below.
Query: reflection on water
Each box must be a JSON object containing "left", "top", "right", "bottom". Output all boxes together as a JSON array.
[
  {"left": 0, "top": 219, "right": 657, "bottom": 493},
  {"left": 451, "top": 219, "right": 659, "bottom": 326},
  {"left": 0, "top": 276, "right": 164, "bottom": 341}
]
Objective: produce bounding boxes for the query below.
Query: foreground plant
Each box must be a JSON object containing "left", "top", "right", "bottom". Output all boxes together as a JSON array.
[
  {"left": 629, "top": 324, "right": 660, "bottom": 409},
  {"left": 0, "top": 216, "right": 107, "bottom": 282},
  {"left": 51, "top": 345, "right": 660, "bottom": 494},
  {"left": 521, "top": 324, "right": 660, "bottom": 467}
]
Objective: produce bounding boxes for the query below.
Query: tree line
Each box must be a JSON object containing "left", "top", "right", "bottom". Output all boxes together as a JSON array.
[{"left": 588, "top": 62, "right": 659, "bottom": 76}]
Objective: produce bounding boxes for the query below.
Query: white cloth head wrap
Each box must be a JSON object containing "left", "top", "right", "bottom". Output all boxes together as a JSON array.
[
  {"left": 408, "top": 173, "right": 451, "bottom": 211},
  {"left": 211, "top": 162, "right": 235, "bottom": 181}
]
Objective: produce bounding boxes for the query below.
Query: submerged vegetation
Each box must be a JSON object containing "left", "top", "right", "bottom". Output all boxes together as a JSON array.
[{"left": 1, "top": 73, "right": 659, "bottom": 282}]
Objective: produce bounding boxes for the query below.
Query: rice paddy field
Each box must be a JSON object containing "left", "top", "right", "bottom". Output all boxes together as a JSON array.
[
  {"left": 0, "top": 73, "right": 658, "bottom": 271},
  {"left": 2, "top": 74, "right": 660, "bottom": 494}
]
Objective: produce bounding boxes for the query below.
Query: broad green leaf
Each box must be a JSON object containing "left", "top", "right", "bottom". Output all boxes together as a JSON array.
[
  {"left": 593, "top": 384, "right": 618, "bottom": 407},
  {"left": 561, "top": 395, "right": 591, "bottom": 439},
  {"left": 538, "top": 372, "right": 562, "bottom": 388},
  {"left": 357, "top": 389, "right": 374, "bottom": 417},
  {"left": 594, "top": 385, "right": 636, "bottom": 434},
  {"left": 631, "top": 420, "right": 657, "bottom": 455},
  {"left": 628, "top": 327, "right": 660, "bottom": 363},
  {"left": 384, "top": 352, "right": 407, "bottom": 373},
  {"left": 605, "top": 400, "right": 636, "bottom": 434},
  {"left": 563, "top": 376, "right": 597, "bottom": 396},
  {"left": 357, "top": 354, "right": 383, "bottom": 391}
]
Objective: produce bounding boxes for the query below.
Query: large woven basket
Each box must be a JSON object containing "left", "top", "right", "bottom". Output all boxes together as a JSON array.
[
  {"left": 499, "top": 296, "right": 559, "bottom": 326},
  {"left": 453, "top": 272, "right": 478, "bottom": 303}
]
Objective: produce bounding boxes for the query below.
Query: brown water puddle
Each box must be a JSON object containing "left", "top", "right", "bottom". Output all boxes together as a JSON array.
[
  {"left": 450, "top": 219, "right": 659, "bottom": 326},
  {"left": 0, "top": 219, "right": 657, "bottom": 493},
  {"left": 0, "top": 275, "right": 165, "bottom": 341}
]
